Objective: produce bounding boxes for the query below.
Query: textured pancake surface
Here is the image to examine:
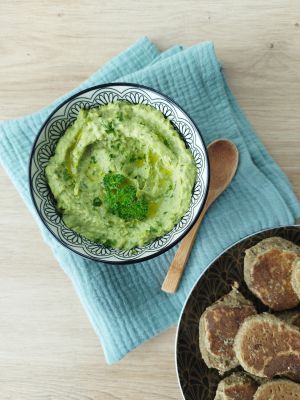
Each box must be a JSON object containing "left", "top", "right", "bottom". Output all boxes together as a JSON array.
[
  {"left": 253, "top": 379, "right": 300, "bottom": 400},
  {"left": 214, "top": 372, "right": 258, "bottom": 400},
  {"left": 234, "top": 313, "right": 300, "bottom": 381},
  {"left": 244, "top": 237, "right": 300, "bottom": 311},
  {"left": 199, "top": 287, "right": 256, "bottom": 374}
]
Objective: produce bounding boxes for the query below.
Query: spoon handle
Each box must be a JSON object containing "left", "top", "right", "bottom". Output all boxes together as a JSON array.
[
  {"left": 161, "top": 139, "right": 238, "bottom": 294},
  {"left": 161, "top": 205, "right": 207, "bottom": 293}
]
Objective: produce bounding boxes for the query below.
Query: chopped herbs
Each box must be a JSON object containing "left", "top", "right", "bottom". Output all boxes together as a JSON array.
[
  {"left": 167, "top": 183, "right": 173, "bottom": 192},
  {"left": 112, "top": 142, "right": 121, "bottom": 151},
  {"left": 117, "top": 111, "right": 124, "bottom": 121},
  {"left": 103, "top": 239, "right": 114, "bottom": 248},
  {"left": 103, "top": 173, "right": 148, "bottom": 221},
  {"left": 62, "top": 167, "right": 71, "bottom": 180},
  {"left": 90, "top": 155, "right": 97, "bottom": 164},
  {"left": 129, "top": 155, "right": 137, "bottom": 162},
  {"left": 93, "top": 197, "right": 102, "bottom": 207},
  {"left": 128, "top": 154, "right": 144, "bottom": 163},
  {"left": 105, "top": 121, "right": 115, "bottom": 134},
  {"left": 148, "top": 226, "right": 158, "bottom": 234}
]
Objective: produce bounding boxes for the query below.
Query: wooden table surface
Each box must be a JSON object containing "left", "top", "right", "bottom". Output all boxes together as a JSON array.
[{"left": 1, "top": 1, "right": 299, "bottom": 399}]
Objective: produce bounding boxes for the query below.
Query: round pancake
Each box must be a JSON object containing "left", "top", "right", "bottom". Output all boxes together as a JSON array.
[
  {"left": 214, "top": 372, "right": 258, "bottom": 400},
  {"left": 234, "top": 313, "right": 300, "bottom": 382},
  {"left": 244, "top": 237, "right": 300, "bottom": 311},
  {"left": 254, "top": 379, "right": 300, "bottom": 400},
  {"left": 199, "top": 287, "right": 256, "bottom": 374}
]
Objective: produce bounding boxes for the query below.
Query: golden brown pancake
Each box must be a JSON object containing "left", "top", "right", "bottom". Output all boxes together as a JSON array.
[
  {"left": 214, "top": 372, "right": 258, "bottom": 400},
  {"left": 244, "top": 237, "right": 300, "bottom": 311},
  {"left": 199, "top": 287, "right": 256, "bottom": 374},
  {"left": 253, "top": 379, "right": 300, "bottom": 400},
  {"left": 234, "top": 313, "right": 300, "bottom": 382}
]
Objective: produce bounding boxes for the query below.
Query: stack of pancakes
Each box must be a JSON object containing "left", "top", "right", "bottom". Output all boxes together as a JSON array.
[{"left": 199, "top": 237, "right": 300, "bottom": 400}]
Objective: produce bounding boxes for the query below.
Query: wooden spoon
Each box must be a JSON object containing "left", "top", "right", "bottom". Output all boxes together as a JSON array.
[{"left": 161, "top": 139, "right": 239, "bottom": 293}]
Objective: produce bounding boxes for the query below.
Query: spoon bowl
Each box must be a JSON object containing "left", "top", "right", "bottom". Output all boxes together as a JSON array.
[{"left": 206, "top": 139, "right": 239, "bottom": 200}]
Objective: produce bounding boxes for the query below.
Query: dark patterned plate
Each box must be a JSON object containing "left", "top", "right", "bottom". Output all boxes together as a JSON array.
[{"left": 176, "top": 225, "right": 300, "bottom": 400}]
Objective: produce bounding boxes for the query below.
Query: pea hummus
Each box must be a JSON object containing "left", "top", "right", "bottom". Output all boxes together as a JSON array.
[{"left": 46, "top": 102, "right": 197, "bottom": 250}]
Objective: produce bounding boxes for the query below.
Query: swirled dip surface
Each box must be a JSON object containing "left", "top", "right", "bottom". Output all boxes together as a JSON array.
[{"left": 46, "top": 102, "right": 197, "bottom": 249}]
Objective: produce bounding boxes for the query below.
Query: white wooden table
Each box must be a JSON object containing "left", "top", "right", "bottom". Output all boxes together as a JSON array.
[{"left": 1, "top": 1, "right": 299, "bottom": 399}]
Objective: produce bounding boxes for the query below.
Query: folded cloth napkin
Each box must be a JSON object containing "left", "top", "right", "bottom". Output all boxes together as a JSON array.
[{"left": 1, "top": 37, "right": 299, "bottom": 363}]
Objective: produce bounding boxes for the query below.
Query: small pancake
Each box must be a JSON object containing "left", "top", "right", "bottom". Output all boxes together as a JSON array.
[
  {"left": 244, "top": 237, "right": 300, "bottom": 311},
  {"left": 234, "top": 313, "right": 300, "bottom": 382},
  {"left": 199, "top": 287, "right": 256, "bottom": 374},
  {"left": 253, "top": 379, "right": 300, "bottom": 400},
  {"left": 214, "top": 372, "right": 258, "bottom": 400}
]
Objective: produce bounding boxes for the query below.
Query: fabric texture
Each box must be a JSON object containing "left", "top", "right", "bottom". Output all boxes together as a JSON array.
[{"left": 1, "top": 37, "right": 299, "bottom": 363}]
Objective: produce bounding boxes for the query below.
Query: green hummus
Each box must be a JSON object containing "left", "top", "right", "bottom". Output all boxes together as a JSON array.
[{"left": 46, "top": 102, "right": 197, "bottom": 250}]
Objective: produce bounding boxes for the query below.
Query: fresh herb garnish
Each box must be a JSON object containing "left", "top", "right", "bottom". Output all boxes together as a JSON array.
[{"left": 103, "top": 173, "right": 148, "bottom": 221}]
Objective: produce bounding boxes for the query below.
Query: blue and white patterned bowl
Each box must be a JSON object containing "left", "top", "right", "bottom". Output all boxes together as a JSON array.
[{"left": 29, "top": 83, "right": 209, "bottom": 264}]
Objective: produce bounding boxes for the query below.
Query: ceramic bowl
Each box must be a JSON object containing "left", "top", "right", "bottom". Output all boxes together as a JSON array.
[{"left": 29, "top": 83, "right": 209, "bottom": 264}]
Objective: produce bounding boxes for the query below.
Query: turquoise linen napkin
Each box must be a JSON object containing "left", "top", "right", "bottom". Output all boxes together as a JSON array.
[{"left": 1, "top": 37, "right": 299, "bottom": 363}]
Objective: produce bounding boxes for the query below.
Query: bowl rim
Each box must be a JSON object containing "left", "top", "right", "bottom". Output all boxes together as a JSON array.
[{"left": 29, "top": 82, "right": 210, "bottom": 264}]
